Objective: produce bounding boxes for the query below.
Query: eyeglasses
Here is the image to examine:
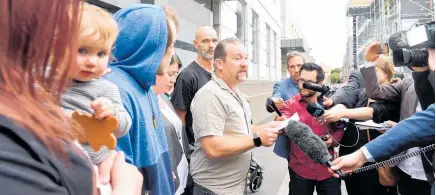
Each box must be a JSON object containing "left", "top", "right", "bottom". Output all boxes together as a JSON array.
[
  {"left": 298, "top": 78, "right": 316, "bottom": 84},
  {"left": 168, "top": 72, "right": 178, "bottom": 79}
]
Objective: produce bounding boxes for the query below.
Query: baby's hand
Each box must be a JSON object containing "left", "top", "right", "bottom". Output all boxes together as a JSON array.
[{"left": 91, "top": 97, "right": 115, "bottom": 120}]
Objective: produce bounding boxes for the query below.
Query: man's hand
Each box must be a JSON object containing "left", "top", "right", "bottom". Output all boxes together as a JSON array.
[
  {"left": 256, "top": 122, "right": 280, "bottom": 147},
  {"left": 274, "top": 115, "right": 286, "bottom": 121},
  {"left": 323, "top": 96, "right": 334, "bottom": 107},
  {"left": 272, "top": 97, "right": 285, "bottom": 109},
  {"left": 91, "top": 97, "right": 115, "bottom": 120},
  {"left": 384, "top": 120, "right": 398, "bottom": 127},
  {"left": 321, "top": 109, "right": 345, "bottom": 122},
  {"left": 329, "top": 149, "right": 368, "bottom": 178},
  {"left": 365, "top": 42, "right": 382, "bottom": 62}
]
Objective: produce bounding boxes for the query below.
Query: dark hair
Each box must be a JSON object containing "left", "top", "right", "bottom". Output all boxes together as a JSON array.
[
  {"left": 299, "top": 62, "right": 325, "bottom": 82},
  {"left": 170, "top": 54, "right": 182, "bottom": 69},
  {"left": 214, "top": 37, "right": 242, "bottom": 61}
]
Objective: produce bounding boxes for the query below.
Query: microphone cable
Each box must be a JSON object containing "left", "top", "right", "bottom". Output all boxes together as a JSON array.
[
  {"left": 323, "top": 122, "right": 360, "bottom": 148},
  {"left": 351, "top": 144, "right": 435, "bottom": 174}
]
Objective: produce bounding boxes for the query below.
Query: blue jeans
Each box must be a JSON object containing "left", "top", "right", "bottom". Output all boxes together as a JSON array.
[{"left": 290, "top": 170, "right": 341, "bottom": 195}]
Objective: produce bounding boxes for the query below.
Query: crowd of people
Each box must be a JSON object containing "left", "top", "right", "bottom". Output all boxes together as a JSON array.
[{"left": 1, "top": 0, "right": 434, "bottom": 195}]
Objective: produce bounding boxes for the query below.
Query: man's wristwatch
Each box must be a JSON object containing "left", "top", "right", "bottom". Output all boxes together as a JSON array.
[{"left": 253, "top": 133, "right": 262, "bottom": 147}]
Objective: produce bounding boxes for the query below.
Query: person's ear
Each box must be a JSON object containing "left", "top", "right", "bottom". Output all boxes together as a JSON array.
[{"left": 215, "top": 59, "right": 223, "bottom": 70}]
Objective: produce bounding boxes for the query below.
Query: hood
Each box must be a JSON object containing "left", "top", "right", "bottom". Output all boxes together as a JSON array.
[{"left": 110, "top": 4, "right": 168, "bottom": 90}]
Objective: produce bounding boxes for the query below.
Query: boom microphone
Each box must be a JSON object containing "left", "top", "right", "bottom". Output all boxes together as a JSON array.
[
  {"left": 303, "top": 82, "right": 330, "bottom": 95},
  {"left": 284, "top": 120, "right": 344, "bottom": 178}
]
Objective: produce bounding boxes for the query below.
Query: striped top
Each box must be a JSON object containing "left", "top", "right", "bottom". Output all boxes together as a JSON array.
[{"left": 61, "top": 78, "right": 132, "bottom": 165}]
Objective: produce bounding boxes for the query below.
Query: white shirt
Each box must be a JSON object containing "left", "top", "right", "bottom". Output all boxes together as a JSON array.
[
  {"left": 397, "top": 102, "right": 428, "bottom": 181},
  {"left": 158, "top": 96, "right": 189, "bottom": 195}
]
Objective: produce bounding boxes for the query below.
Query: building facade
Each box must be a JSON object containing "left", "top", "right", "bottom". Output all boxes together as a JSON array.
[
  {"left": 90, "top": 0, "right": 306, "bottom": 123},
  {"left": 279, "top": 0, "right": 312, "bottom": 79}
]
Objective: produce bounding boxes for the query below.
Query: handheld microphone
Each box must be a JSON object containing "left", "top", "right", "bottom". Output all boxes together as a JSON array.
[
  {"left": 267, "top": 97, "right": 282, "bottom": 117},
  {"left": 306, "top": 102, "right": 348, "bottom": 129},
  {"left": 303, "top": 82, "right": 330, "bottom": 95},
  {"left": 284, "top": 120, "right": 344, "bottom": 178}
]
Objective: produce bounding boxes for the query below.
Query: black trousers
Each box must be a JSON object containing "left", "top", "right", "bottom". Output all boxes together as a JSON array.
[
  {"left": 343, "top": 167, "right": 397, "bottom": 195},
  {"left": 288, "top": 160, "right": 293, "bottom": 195},
  {"left": 398, "top": 168, "right": 431, "bottom": 195},
  {"left": 290, "top": 170, "right": 341, "bottom": 195}
]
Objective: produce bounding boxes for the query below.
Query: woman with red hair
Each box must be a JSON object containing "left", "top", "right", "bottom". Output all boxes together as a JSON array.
[{"left": 0, "top": 0, "right": 141, "bottom": 194}]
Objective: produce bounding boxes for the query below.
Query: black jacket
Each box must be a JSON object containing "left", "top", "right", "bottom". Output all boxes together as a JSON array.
[
  {"left": 331, "top": 70, "right": 366, "bottom": 108},
  {"left": 0, "top": 115, "right": 93, "bottom": 194}
]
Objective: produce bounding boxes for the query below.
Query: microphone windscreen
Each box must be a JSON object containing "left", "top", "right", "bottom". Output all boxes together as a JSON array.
[
  {"left": 303, "top": 82, "right": 329, "bottom": 94},
  {"left": 306, "top": 102, "right": 325, "bottom": 117},
  {"left": 284, "top": 120, "right": 331, "bottom": 164},
  {"left": 388, "top": 30, "right": 409, "bottom": 51}
]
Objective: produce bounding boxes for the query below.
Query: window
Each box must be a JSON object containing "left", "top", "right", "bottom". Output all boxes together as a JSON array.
[
  {"left": 235, "top": 1, "right": 246, "bottom": 44},
  {"left": 273, "top": 31, "right": 277, "bottom": 78},
  {"left": 251, "top": 11, "right": 259, "bottom": 64},
  {"left": 266, "top": 24, "right": 271, "bottom": 78}
]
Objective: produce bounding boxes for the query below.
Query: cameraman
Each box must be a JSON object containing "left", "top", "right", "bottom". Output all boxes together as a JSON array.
[{"left": 329, "top": 25, "right": 435, "bottom": 188}]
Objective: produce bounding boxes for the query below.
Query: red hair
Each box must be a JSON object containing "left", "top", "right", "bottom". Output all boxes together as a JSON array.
[{"left": 0, "top": 0, "right": 82, "bottom": 155}]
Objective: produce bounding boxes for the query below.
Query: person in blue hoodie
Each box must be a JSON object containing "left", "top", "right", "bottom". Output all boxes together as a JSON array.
[{"left": 104, "top": 4, "right": 178, "bottom": 195}]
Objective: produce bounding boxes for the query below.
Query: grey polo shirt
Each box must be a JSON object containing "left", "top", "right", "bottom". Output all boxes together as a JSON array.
[{"left": 190, "top": 73, "right": 253, "bottom": 195}]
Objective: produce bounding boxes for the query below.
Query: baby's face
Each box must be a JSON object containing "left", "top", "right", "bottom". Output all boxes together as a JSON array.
[{"left": 73, "top": 35, "right": 112, "bottom": 82}]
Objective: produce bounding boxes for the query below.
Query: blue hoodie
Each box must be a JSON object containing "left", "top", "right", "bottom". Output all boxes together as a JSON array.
[{"left": 104, "top": 4, "right": 174, "bottom": 195}]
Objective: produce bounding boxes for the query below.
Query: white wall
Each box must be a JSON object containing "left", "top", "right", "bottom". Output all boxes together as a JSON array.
[
  {"left": 217, "top": 0, "right": 282, "bottom": 81},
  {"left": 155, "top": 0, "right": 213, "bottom": 67}
]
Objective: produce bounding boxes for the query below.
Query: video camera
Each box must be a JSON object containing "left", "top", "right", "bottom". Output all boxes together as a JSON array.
[{"left": 388, "top": 21, "right": 435, "bottom": 68}]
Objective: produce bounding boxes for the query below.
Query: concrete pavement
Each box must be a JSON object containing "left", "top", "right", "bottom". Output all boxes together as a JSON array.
[{"left": 250, "top": 144, "right": 348, "bottom": 195}]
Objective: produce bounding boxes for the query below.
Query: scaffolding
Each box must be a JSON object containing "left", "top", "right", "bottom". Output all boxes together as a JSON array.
[{"left": 344, "top": 0, "right": 434, "bottom": 71}]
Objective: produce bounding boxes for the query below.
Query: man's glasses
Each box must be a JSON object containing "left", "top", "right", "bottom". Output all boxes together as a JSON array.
[{"left": 298, "top": 78, "right": 316, "bottom": 84}]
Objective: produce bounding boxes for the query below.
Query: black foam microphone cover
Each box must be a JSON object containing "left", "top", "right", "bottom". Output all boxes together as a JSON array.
[{"left": 303, "top": 82, "right": 330, "bottom": 94}]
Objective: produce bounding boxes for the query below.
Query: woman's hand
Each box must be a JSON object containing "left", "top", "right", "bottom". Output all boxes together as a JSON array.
[{"left": 111, "top": 152, "right": 143, "bottom": 195}]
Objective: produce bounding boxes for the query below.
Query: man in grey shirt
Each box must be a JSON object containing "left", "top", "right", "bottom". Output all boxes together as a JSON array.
[{"left": 190, "top": 38, "right": 280, "bottom": 195}]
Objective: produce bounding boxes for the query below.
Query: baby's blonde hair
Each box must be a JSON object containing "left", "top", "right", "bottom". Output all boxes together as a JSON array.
[{"left": 78, "top": 3, "right": 118, "bottom": 48}]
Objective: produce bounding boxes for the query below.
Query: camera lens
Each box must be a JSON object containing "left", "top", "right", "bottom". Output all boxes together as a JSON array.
[{"left": 392, "top": 48, "right": 428, "bottom": 67}]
